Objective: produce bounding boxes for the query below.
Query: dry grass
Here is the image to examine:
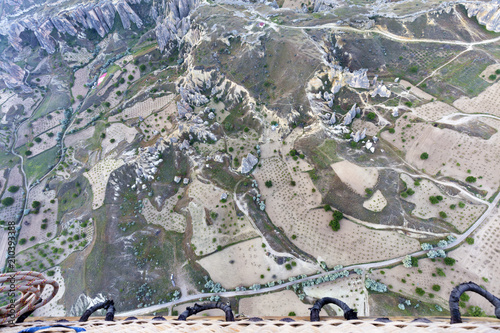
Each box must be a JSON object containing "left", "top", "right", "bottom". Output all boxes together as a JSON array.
[
  {"left": 84, "top": 158, "right": 125, "bottom": 209},
  {"left": 239, "top": 290, "right": 311, "bottom": 317}
]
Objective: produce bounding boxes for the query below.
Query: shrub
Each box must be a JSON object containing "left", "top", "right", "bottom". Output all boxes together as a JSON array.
[
  {"left": 467, "top": 306, "right": 485, "bottom": 317},
  {"left": 388, "top": 128, "right": 395, "bottom": 134},
  {"left": 429, "top": 196, "right": 439, "bottom": 204},
  {"left": 290, "top": 180, "right": 296, "bottom": 186},
  {"left": 401, "top": 192, "right": 408, "bottom": 198},
  {"left": 34, "top": 137, "right": 42, "bottom": 143},
  {"left": 25, "top": 150, "right": 32, "bottom": 156},
  {"left": 110, "top": 139, "right": 115, "bottom": 143},
  {"left": 32, "top": 201, "right": 41, "bottom": 209},
  {"left": 432, "top": 285, "right": 441, "bottom": 292},
  {"left": 77, "top": 95, "right": 83, "bottom": 100},
  {"left": 496, "top": 69, "right": 500, "bottom": 75},
  {"left": 406, "top": 188, "right": 415, "bottom": 196},
  {"left": 409, "top": 65, "right": 419, "bottom": 73},
  {"left": 415, "top": 287, "right": 425, "bottom": 296},
  {"left": 128, "top": 74, "right": 134, "bottom": 80},
  {"left": 139, "top": 64, "right": 146, "bottom": 71},
  {"left": 19, "top": 238, "right": 27, "bottom": 245},
  {"left": 29, "top": 236, "right": 35, "bottom": 241},
  {"left": 436, "top": 268, "right": 446, "bottom": 276},
  {"left": 265, "top": 180, "right": 273, "bottom": 188},
  {"left": 488, "top": 74, "right": 497, "bottom": 81},
  {"left": 285, "top": 264, "right": 292, "bottom": 270},
  {"left": 465, "top": 176, "right": 477, "bottom": 183},
  {"left": 292, "top": 235, "right": 297, "bottom": 240},
  {"left": 288, "top": 312, "right": 296, "bottom": 316},
  {"left": 47, "top": 270, "right": 55, "bottom": 276},
  {"left": 367, "top": 112, "right": 376, "bottom": 120},
  {"left": 450, "top": 204, "right": 456, "bottom": 209},
  {"left": 436, "top": 195, "right": 443, "bottom": 201},
  {"left": 444, "top": 257, "right": 456, "bottom": 266},
  {"left": 7, "top": 186, "right": 19, "bottom": 193},
  {"left": 420, "top": 152, "right": 429, "bottom": 160},
  {"left": 329, "top": 219, "right": 340, "bottom": 231},
  {"left": 458, "top": 201, "right": 465, "bottom": 208},
  {"left": 324, "top": 204, "right": 331, "bottom": 212},
  {"left": 365, "top": 188, "right": 373, "bottom": 196},
  {"left": 439, "top": 211, "right": 447, "bottom": 218},
  {"left": 2, "top": 197, "right": 14, "bottom": 206},
  {"left": 466, "top": 237, "right": 474, "bottom": 245},
  {"left": 460, "top": 293, "right": 470, "bottom": 302}
]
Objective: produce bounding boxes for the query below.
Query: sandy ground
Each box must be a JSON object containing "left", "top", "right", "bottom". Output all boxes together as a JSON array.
[
  {"left": 17, "top": 218, "right": 94, "bottom": 271},
  {"left": 71, "top": 67, "right": 90, "bottom": 101},
  {"left": 382, "top": 113, "right": 500, "bottom": 196},
  {"left": 197, "top": 237, "right": 318, "bottom": 290},
  {"left": 363, "top": 190, "right": 387, "bottom": 212},
  {"left": 139, "top": 97, "right": 176, "bottom": 140},
  {"left": 400, "top": 174, "right": 486, "bottom": 232},
  {"left": 331, "top": 160, "right": 379, "bottom": 196},
  {"left": 33, "top": 266, "right": 65, "bottom": 317},
  {"left": 188, "top": 196, "right": 258, "bottom": 256},
  {"left": 17, "top": 182, "right": 58, "bottom": 252},
  {"left": 65, "top": 126, "right": 95, "bottom": 148},
  {"left": 453, "top": 81, "right": 500, "bottom": 117},
  {"left": 1, "top": 95, "right": 36, "bottom": 119},
  {"left": 479, "top": 63, "right": 500, "bottom": 83},
  {"left": 102, "top": 123, "right": 138, "bottom": 155},
  {"left": 351, "top": 119, "right": 379, "bottom": 137},
  {"left": 253, "top": 129, "right": 419, "bottom": 267},
  {"left": 304, "top": 274, "right": 367, "bottom": 316},
  {"left": 109, "top": 95, "right": 174, "bottom": 123},
  {"left": 399, "top": 80, "right": 433, "bottom": 101},
  {"left": 84, "top": 158, "right": 125, "bottom": 209},
  {"left": 446, "top": 205, "right": 500, "bottom": 315},
  {"left": 142, "top": 190, "right": 186, "bottom": 233},
  {"left": 63, "top": 47, "right": 93, "bottom": 66},
  {"left": 239, "top": 290, "right": 311, "bottom": 317},
  {"left": 412, "top": 101, "right": 459, "bottom": 122},
  {"left": 29, "top": 124, "right": 61, "bottom": 157},
  {"left": 0, "top": 90, "right": 15, "bottom": 106},
  {"left": 16, "top": 111, "right": 64, "bottom": 148},
  {"left": 0, "top": 166, "right": 24, "bottom": 222}
]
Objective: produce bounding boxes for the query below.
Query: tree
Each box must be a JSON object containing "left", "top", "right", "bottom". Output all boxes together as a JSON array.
[
  {"left": 324, "top": 204, "right": 331, "bottom": 212},
  {"left": 367, "top": 112, "right": 376, "bottom": 120},
  {"left": 288, "top": 312, "right": 296, "bottom": 316},
  {"left": 34, "top": 137, "right": 42, "bottom": 143},
  {"left": 444, "top": 257, "right": 456, "bottom": 266},
  {"left": 439, "top": 211, "right": 447, "bottom": 218},
  {"left": 1, "top": 197, "right": 14, "bottom": 206},
  {"left": 415, "top": 287, "right": 425, "bottom": 296},
  {"left": 139, "top": 64, "right": 146, "bottom": 71},
  {"left": 465, "top": 176, "right": 477, "bottom": 183},
  {"left": 77, "top": 95, "right": 83, "bottom": 100},
  {"left": 19, "top": 238, "right": 27, "bottom": 245},
  {"left": 7, "top": 186, "right": 19, "bottom": 193},
  {"left": 128, "top": 75, "right": 134, "bottom": 81},
  {"left": 25, "top": 150, "right": 32, "bottom": 156},
  {"left": 466, "top": 237, "right": 474, "bottom": 245},
  {"left": 329, "top": 219, "right": 340, "bottom": 231},
  {"left": 429, "top": 196, "right": 439, "bottom": 204},
  {"left": 388, "top": 128, "right": 395, "bottom": 134},
  {"left": 32, "top": 201, "right": 41, "bottom": 209},
  {"left": 420, "top": 152, "right": 429, "bottom": 160},
  {"left": 432, "top": 285, "right": 441, "bottom": 292},
  {"left": 265, "top": 180, "right": 273, "bottom": 188},
  {"left": 489, "top": 74, "right": 497, "bottom": 81}
]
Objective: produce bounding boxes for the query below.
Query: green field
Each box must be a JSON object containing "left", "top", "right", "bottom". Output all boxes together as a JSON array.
[{"left": 24, "top": 146, "right": 59, "bottom": 182}]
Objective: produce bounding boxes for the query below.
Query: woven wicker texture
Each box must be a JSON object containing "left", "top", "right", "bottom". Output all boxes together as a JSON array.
[{"left": 2, "top": 318, "right": 500, "bottom": 332}]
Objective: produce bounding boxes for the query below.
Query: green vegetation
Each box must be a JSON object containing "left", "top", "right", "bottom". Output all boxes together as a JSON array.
[
  {"left": 458, "top": 201, "right": 465, "bottom": 208},
  {"left": 415, "top": 287, "right": 425, "bottom": 296},
  {"left": 429, "top": 196, "right": 439, "bottom": 204},
  {"left": 432, "top": 285, "right": 441, "bottom": 292},
  {"left": 1, "top": 197, "right": 14, "bottom": 206},
  {"left": 7, "top": 186, "right": 19, "bottom": 193},
  {"left": 439, "top": 211, "right": 447, "bottom": 218},
  {"left": 388, "top": 128, "right": 395, "bottom": 134},
  {"left": 465, "top": 176, "right": 477, "bottom": 183},
  {"left": 467, "top": 306, "right": 485, "bottom": 317},
  {"left": 488, "top": 74, "right": 497, "bottom": 81},
  {"left": 367, "top": 112, "right": 376, "bottom": 120},
  {"left": 288, "top": 312, "right": 296, "bottom": 316},
  {"left": 25, "top": 146, "right": 58, "bottom": 183},
  {"left": 19, "top": 238, "right": 27, "bottom": 245},
  {"left": 465, "top": 237, "right": 474, "bottom": 245},
  {"left": 436, "top": 268, "right": 446, "bottom": 277},
  {"left": 265, "top": 180, "right": 273, "bottom": 188},
  {"left": 444, "top": 257, "right": 456, "bottom": 266},
  {"left": 329, "top": 210, "right": 343, "bottom": 232},
  {"left": 420, "top": 152, "right": 429, "bottom": 160}
]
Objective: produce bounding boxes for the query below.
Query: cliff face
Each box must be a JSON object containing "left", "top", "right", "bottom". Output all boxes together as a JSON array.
[
  {"left": 155, "top": 0, "right": 200, "bottom": 53},
  {"left": 0, "top": 60, "right": 31, "bottom": 93},
  {"left": 466, "top": 1, "right": 500, "bottom": 32},
  {"left": 4, "top": 0, "right": 145, "bottom": 54}
]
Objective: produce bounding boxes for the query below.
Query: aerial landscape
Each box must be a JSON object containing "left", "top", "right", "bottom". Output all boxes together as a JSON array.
[{"left": 1, "top": 0, "right": 500, "bottom": 321}]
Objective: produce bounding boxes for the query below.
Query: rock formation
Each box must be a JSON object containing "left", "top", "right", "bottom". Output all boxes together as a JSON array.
[
  {"left": 241, "top": 153, "right": 258, "bottom": 174},
  {"left": 466, "top": 1, "right": 500, "bottom": 32}
]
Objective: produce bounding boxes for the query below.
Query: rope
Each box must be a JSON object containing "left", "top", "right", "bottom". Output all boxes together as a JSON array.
[
  {"left": 449, "top": 281, "right": 500, "bottom": 323},
  {"left": 0, "top": 271, "right": 59, "bottom": 325},
  {"left": 177, "top": 302, "right": 235, "bottom": 321},
  {"left": 310, "top": 297, "right": 358, "bottom": 322},
  {"left": 79, "top": 300, "right": 115, "bottom": 322}
]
